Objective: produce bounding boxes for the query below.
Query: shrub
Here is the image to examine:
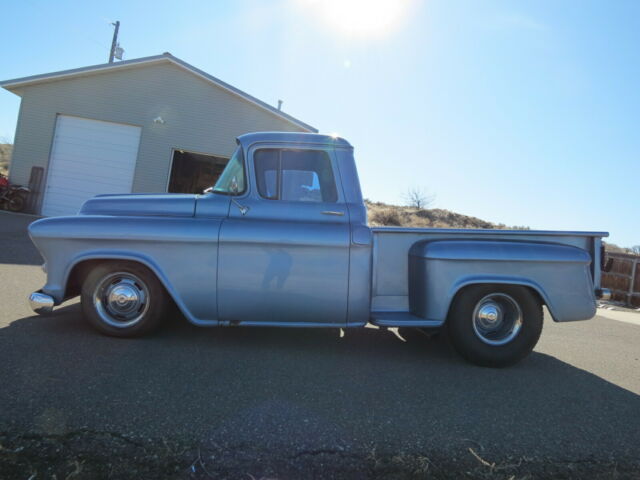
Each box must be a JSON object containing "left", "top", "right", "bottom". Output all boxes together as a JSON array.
[{"left": 370, "top": 209, "right": 402, "bottom": 226}]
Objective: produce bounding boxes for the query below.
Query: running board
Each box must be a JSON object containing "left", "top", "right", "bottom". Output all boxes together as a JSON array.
[{"left": 370, "top": 311, "right": 444, "bottom": 328}]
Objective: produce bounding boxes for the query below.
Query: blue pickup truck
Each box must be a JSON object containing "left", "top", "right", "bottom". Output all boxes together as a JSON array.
[{"left": 28, "top": 132, "right": 610, "bottom": 366}]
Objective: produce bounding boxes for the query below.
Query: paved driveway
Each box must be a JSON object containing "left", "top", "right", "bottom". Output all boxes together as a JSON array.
[{"left": 0, "top": 211, "right": 639, "bottom": 479}]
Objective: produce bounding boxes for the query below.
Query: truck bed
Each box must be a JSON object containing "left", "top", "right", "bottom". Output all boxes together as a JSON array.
[{"left": 371, "top": 227, "right": 607, "bottom": 314}]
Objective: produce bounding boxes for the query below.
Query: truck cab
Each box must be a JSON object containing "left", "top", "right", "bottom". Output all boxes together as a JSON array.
[{"left": 207, "top": 132, "right": 371, "bottom": 327}]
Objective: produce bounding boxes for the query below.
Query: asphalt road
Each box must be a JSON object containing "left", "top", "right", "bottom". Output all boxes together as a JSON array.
[{"left": 1, "top": 211, "right": 639, "bottom": 478}]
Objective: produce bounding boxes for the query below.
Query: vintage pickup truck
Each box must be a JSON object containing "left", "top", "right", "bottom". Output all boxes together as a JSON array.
[{"left": 28, "top": 132, "right": 610, "bottom": 366}]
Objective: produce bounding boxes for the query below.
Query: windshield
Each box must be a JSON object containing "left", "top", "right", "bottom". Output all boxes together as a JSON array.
[{"left": 212, "top": 147, "right": 246, "bottom": 195}]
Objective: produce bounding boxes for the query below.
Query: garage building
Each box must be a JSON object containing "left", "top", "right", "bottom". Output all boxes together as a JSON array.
[{"left": 0, "top": 53, "right": 315, "bottom": 216}]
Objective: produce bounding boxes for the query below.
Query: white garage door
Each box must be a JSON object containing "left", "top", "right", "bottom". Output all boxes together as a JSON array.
[{"left": 42, "top": 115, "right": 141, "bottom": 216}]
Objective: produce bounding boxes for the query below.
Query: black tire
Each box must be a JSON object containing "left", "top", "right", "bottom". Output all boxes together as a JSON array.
[
  {"left": 7, "top": 193, "right": 26, "bottom": 212},
  {"left": 447, "top": 284, "right": 542, "bottom": 367},
  {"left": 81, "top": 261, "right": 168, "bottom": 337}
]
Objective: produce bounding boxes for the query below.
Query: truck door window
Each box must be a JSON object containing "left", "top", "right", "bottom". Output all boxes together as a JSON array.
[
  {"left": 254, "top": 149, "right": 338, "bottom": 203},
  {"left": 254, "top": 149, "right": 279, "bottom": 199}
]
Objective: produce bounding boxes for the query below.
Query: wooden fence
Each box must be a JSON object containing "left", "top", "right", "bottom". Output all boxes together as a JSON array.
[{"left": 601, "top": 252, "right": 640, "bottom": 307}]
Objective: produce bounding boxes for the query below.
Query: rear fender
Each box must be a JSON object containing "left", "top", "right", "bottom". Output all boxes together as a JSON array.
[
  {"left": 408, "top": 240, "right": 596, "bottom": 323},
  {"left": 448, "top": 276, "right": 554, "bottom": 319}
]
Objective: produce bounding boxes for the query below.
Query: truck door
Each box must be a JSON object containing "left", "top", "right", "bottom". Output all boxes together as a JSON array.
[{"left": 217, "top": 145, "right": 350, "bottom": 325}]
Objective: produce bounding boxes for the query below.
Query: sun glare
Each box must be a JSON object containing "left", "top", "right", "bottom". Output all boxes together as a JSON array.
[{"left": 298, "top": 0, "right": 416, "bottom": 38}]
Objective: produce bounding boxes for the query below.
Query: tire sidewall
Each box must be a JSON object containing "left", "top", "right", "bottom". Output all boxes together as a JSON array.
[
  {"left": 81, "top": 261, "right": 167, "bottom": 337},
  {"left": 447, "top": 284, "right": 543, "bottom": 367}
]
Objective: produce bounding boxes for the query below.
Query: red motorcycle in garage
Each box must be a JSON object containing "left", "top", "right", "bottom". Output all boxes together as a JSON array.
[{"left": 0, "top": 174, "right": 30, "bottom": 212}]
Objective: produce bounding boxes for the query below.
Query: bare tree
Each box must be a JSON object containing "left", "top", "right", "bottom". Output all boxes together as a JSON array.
[
  {"left": 403, "top": 186, "right": 434, "bottom": 209},
  {"left": 631, "top": 245, "right": 640, "bottom": 255}
]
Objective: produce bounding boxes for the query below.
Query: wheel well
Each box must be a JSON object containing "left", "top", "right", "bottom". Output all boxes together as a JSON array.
[
  {"left": 64, "top": 259, "right": 103, "bottom": 300},
  {"left": 64, "top": 259, "right": 164, "bottom": 300},
  {"left": 447, "top": 283, "right": 545, "bottom": 320}
]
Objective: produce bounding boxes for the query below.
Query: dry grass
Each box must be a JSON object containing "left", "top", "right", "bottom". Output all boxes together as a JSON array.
[
  {"left": 0, "top": 143, "right": 12, "bottom": 175},
  {"left": 604, "top": 241, "right": 640, "bottom": 255},
  {"left": 366, "top": 200, "right": 530, "bottom": 230}
]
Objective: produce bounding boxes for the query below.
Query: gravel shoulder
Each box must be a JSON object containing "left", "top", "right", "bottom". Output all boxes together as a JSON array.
[{"left": 2, "top": 430, "right": 638, "bottom": 479}]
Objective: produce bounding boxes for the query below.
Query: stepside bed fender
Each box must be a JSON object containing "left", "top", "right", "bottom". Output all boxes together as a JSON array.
[
  {"left": 448, "top": 275, "right": 556, "bottom": 318},
  {"left": 408, "top": 239, "right": 596, "bottom": 323}
]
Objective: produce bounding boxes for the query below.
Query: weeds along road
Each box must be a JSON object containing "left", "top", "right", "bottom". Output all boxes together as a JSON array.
[{"left": 1, "top": 211, "right": 639, "bottom": 479}]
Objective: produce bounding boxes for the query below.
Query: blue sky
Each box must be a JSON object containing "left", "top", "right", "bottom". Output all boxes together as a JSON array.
[{"left": 1, "top": 0, "right": 638, "bottom": 247}]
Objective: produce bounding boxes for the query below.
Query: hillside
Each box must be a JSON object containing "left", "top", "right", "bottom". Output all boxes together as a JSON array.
[
  {"left": 0, "top": 144, "right": 12, "bottom": 175},
  {"left": 365, "top": 200, "right": 638, "bottom": 254},
  {"left": 366, "top": 200, "right": 530, "bottom": 230}
]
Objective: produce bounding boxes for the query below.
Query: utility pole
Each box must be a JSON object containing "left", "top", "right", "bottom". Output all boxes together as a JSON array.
[{"left": 108, "top": 21, "right": 120, "bottom": 63}]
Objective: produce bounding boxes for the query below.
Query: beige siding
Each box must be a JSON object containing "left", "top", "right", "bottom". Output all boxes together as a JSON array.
[{"left": 9, "top": 63, "right": 309, "bottom": 204}]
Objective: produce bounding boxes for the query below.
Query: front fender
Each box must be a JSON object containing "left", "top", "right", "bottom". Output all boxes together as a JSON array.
[
  {"left": 408, "top": 240, "right": 596, "bottom": 323},
  {"left": 29, "top": 215, "right": 222, "bottom": 326},
  {"left": 64, "top": 251, "right": 210, "bottom": 324}
]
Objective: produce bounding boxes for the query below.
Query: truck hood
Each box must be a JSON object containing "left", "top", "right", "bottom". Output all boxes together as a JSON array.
[{"left": 79, "top": 193, "right": 198, "bottom": 217}]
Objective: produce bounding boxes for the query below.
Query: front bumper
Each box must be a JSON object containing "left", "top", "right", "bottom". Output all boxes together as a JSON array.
[{"left": 29, "top": 291, "right": 54, "bottom": 315}]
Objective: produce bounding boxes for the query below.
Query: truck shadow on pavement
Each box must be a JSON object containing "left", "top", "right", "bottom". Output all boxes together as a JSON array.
[{"left": 1, "top": 304, "right": 639, "bottom": 476}]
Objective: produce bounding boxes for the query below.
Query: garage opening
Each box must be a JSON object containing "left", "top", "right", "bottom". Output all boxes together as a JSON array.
[{"left": 168, "top": 150, "right": 229, "bottom": 193}]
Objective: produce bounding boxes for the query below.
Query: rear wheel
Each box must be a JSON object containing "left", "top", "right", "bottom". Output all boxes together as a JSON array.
[
  {"left": 7, "top": 193, "right": 26, "bottom": 212},
  {"left": 447, "top": 284, "right": 542, "bottom": 367},
  {"left": 81, "top": 261, "right": 168, "bottom": 337}
]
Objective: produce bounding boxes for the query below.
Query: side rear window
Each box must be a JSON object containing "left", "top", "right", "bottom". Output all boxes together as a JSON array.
[{"left": 254, "top": 149, "right": 338, "bottom": 203}]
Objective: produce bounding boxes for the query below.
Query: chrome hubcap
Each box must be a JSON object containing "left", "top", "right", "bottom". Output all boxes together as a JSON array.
[
  {"left": 472, "top": 293, "right": 522, "bottom": 346},
  {"left": 93, "top": 272, "right": 149, "bottom": 328}
]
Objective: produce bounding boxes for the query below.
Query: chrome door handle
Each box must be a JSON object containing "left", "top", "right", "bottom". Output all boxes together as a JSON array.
[{"left": 321, "top": 210, "right": 345, "bottom": 216}]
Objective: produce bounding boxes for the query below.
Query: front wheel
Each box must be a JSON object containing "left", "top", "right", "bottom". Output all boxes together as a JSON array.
[
  {"left": 447, "top": 284, "right": 543, "bottom": 367},
  {"left": 81, "top": 261, "right": 168, "bottom": 337}
]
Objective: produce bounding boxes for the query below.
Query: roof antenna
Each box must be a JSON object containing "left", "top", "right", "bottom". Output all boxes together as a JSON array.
[
  {"left": 108, "top": 21, "right": 123, "bottom": 63},
  {"left": 277, "top": 99, "right": 283, "bottom": 110}
]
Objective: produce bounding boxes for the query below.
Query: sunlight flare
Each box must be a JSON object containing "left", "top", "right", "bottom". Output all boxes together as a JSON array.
[{"left": 297, "top": 0, "right": 416, "bottom": 38}]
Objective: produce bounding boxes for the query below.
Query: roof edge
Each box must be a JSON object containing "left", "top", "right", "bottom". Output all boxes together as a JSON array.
[
  {"left": 0, "top": 53, "right": 317, "bottom": 132},
  {"left": 163, "top": 54, "right": 317, "bottom": 132},
  {"left": 237, "top": 132, "right": 351, "bottom": 149},
  {"left": 0, "top": 54, "right": 169, "bottom": 89}
]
